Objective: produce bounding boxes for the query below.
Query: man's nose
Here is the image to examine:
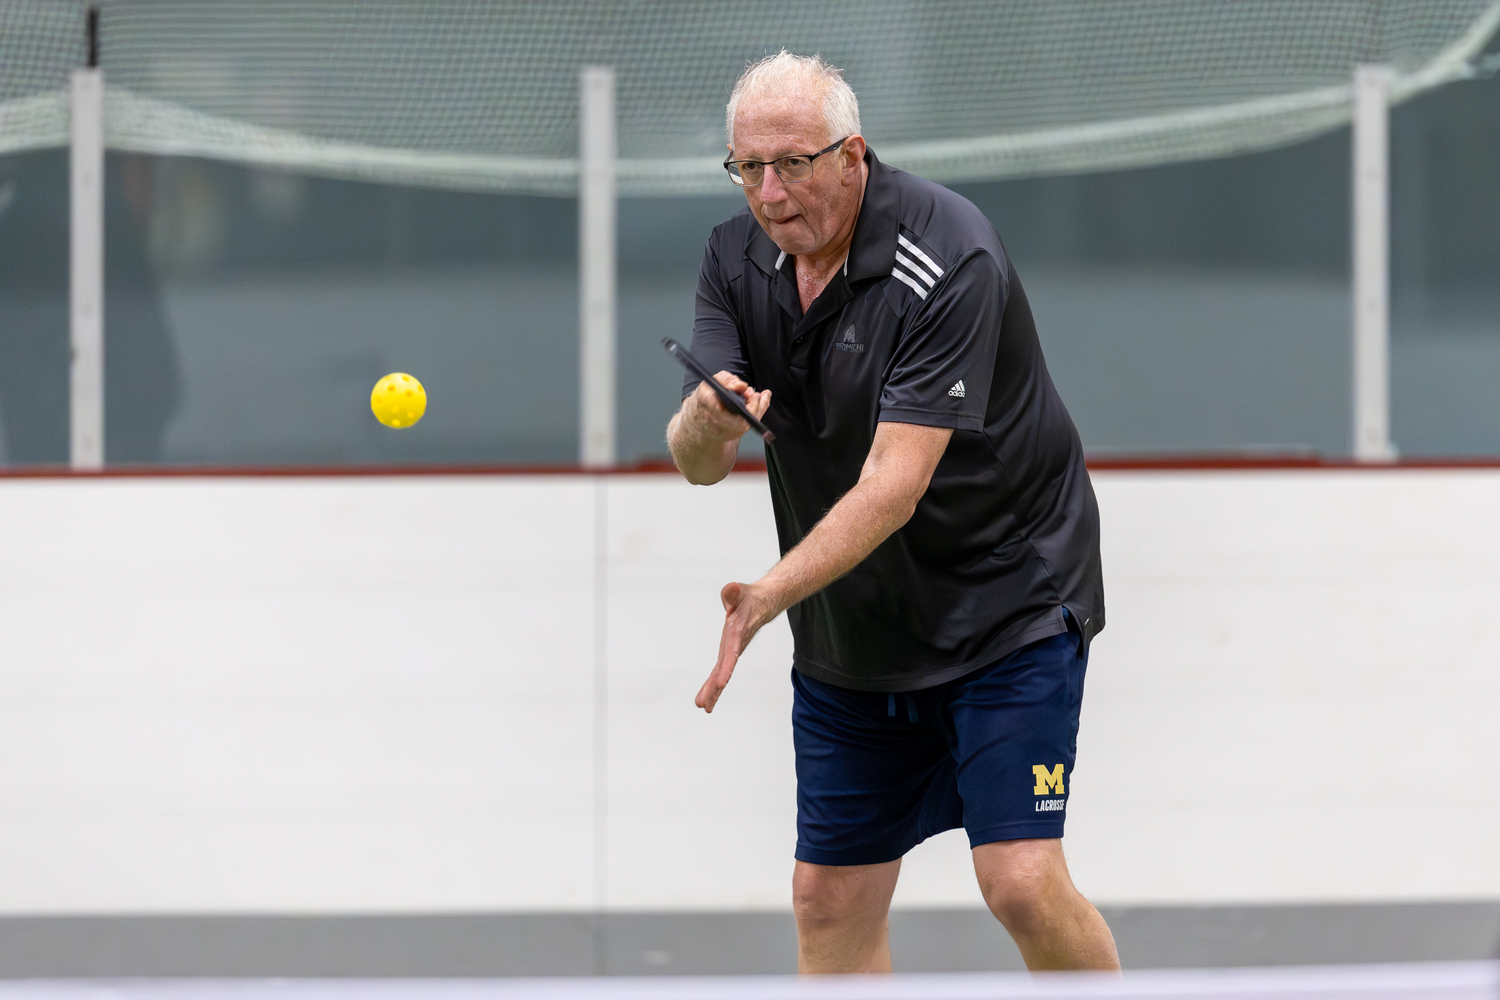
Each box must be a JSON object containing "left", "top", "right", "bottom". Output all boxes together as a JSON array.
[{"left": 758, "top": 165, "right": 788, "bottom": 202}]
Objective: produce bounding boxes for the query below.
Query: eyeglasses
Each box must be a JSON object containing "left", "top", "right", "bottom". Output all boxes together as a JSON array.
[{"left": 723, "top": 138, "right": 849, "bottom": 188}]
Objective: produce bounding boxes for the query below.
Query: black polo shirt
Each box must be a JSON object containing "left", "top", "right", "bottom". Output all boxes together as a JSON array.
[{"left": 685, "top": 148, "right": 1103, "bottom": 693}]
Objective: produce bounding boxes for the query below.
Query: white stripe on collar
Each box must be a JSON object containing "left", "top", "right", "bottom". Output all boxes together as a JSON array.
[{"left": 775, "top": 250, "right": 787, "bottom": 270}]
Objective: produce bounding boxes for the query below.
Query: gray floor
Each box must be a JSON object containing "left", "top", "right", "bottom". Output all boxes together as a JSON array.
[{"left": 0, "top": 903, "right": 1495, "bottom": 977}]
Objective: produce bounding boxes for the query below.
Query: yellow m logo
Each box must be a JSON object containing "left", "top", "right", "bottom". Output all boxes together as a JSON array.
[{"left": 1032, "top": 764, "right": 1065, "bottom": 796}]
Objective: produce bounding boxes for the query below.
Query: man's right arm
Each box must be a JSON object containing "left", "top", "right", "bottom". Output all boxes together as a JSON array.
[
  {"left": 666, "top": 373, "right": 771, "bottom": 485},
  {"left": 672, "top": 222, "right": 767, "bottom": 484}
]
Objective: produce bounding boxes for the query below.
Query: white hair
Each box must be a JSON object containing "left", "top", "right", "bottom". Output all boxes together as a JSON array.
[{"left": 725, "top": 50, "right": 861, "bottom": 147}]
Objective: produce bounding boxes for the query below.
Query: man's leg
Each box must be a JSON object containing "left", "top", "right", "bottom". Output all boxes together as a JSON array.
[
  {"left": 972, "top": 838, "right": 1119, "bottom": 971},
  {"left": 792, "top": 857, "right": 902, "bottom": 973}
]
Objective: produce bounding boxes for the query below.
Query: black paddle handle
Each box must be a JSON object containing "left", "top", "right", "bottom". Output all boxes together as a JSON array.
[{"left": 662, "top": 338, "right": 776, "bottom": 443}]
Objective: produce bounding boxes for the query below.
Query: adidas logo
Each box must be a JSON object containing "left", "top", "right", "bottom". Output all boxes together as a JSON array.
[{"left": 948, "top": 380, "right": 966, "bottom": 398}]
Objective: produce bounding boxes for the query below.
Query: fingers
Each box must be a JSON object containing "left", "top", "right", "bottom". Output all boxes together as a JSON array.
[
  {"left": 688, "top": 372, "right": 770, "bottom": 443},
  {"left": 721, "top": 374, "right": 770, "bottom": 416},
  {"left": 695, "top": 656, "right": 734, "bottom": 712},
  {"left": 697, "top": 621, "right": 740, "bottom": 712},
  {"left": 699, "top": 583, "right": 743, "bottom": 712},
  {"left": 698, "top": 581, "right": 752, "bottom": 713},
  {"left": 714, "top": 371, "right": 751, "bottom": 394},
  {"left": 692, "top": 380, "right": 750, "bottom": 438},
  {"left": 697, "top": 580, "right": 776, "bottom": 714}
]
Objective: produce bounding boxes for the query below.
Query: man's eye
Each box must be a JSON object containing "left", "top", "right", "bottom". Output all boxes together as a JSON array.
[{"left": 779, "top": 157, "right": 810, "bottom": 169}]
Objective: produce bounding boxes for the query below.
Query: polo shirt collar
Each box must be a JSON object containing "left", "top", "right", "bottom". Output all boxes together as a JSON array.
[
  {"left": 845, "top": 147, "right": 900, "bottom": 283},
  {"left": 746, "top": 214, "right": 783, "bottom": 278},
  {"left": 746, "top": 223, "right": 800, "bottom": 321}
]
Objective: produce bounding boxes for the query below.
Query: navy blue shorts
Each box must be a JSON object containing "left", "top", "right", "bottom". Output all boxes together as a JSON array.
[{"left": 792, "top": 627, "right": 1088, "bottom": 866}]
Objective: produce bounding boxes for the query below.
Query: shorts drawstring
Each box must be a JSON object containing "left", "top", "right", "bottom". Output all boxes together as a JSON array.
[{"left": 887, "top": 693, "right": 919, "bottom": 722}]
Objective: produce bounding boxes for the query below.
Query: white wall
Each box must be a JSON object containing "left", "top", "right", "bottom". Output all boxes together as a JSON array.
[{"left": 0, "top": 470, "right": 1494, "bottom": 914}]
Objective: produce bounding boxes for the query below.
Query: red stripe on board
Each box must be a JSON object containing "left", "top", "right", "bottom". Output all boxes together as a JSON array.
[
  {"left": 1085, "top": 455, "right": 1500, "bottom": 471},
  {"left": 3, "top": 455, "right": 1500, "bottom": 479},
  {"left": 0, "top": 459, "right": 701, "bottom": 479}
]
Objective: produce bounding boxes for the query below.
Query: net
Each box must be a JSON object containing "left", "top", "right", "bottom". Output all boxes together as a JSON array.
[
  {"left": 0, "top": 0, "right": 84, "bottom": 158},
  {"left": 2, "top": 0, "right": 1499, "bottom": 195},
  {"left": 0, "top": 964, "right": 1496, "bottom": 1000}
]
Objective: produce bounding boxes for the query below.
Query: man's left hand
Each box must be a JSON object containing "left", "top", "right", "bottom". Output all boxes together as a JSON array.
[
  {"left": 696, "top": 579, "right": 780, "bottom": 713},
  {"left": 693, "top": 422, "right": 953, "bottom": 714}
]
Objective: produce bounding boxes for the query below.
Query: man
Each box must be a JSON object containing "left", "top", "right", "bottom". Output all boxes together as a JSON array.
[{"left": 666, "top": 51, "right": 1118, "bottom": 973}]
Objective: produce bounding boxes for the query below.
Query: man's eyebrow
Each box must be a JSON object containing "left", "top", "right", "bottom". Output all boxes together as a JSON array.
[{"left": 735, "top": 146, "right": 813, "bottom": 162}]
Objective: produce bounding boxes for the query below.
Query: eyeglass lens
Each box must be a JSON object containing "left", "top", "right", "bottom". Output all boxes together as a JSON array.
[{"left": 730, "top": 155, "right": 814, "bottom": 187}]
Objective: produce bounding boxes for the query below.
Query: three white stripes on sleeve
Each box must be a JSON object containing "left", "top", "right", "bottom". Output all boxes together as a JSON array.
[{"left": 891, "top": 234, "right": 943, "bottom": 300}]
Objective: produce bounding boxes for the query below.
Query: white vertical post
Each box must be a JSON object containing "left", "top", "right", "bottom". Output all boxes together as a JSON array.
[
  {"left": 579, "top": 66, "right": 616, "bottom": 468},
  {"left": 70, "top": 65, "right": 105, "bottom": 470},
  {"left": 1352, "top": 65, "right": 1396, "bottom": 462}
]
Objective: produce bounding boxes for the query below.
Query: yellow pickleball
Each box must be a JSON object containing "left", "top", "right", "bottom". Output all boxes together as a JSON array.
[{"left": 371, "top": 372, "right": 427, "bottom": 428}]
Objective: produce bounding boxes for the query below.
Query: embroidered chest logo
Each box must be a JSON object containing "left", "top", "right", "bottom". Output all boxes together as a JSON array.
[{"left": 834, "top": 325, "right": 865, "bottom": 353}]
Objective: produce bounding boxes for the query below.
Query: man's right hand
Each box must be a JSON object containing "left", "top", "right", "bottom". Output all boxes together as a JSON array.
[
  {"left": 686, "top": 371, "right": 771, "bottom": 441},
  {"left": 667, "top": 371, "right": 771, "bottom": 485}
]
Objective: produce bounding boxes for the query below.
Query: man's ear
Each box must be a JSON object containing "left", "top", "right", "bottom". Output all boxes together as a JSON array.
[{"left": 841, "top": 135, "right": 867, "bottom": 183}]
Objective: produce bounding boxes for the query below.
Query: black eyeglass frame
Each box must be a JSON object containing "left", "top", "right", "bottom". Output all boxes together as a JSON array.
[{"left": 723, "top": 138, "right": 850, "bottom": 187}]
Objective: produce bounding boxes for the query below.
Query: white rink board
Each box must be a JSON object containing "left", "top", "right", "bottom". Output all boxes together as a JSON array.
[
  {"left": 0, "top": 477, "right": 598, "bottom": 913},
  {"left": 0, "top": 469, "right": 1494, "bottom": 913},
  {"left": 603, "top": 477, "right": 795, "bottom": 911}
]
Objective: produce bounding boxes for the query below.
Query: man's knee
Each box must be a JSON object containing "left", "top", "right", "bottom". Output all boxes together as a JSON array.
[
  {"left": 974, "top": 840, "right": 1072, "bottom": 936},
  {"left": 792, "top": 861, "right": 897, "bottom": 930}
]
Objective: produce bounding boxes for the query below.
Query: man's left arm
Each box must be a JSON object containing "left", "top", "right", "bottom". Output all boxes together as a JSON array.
[{"left": 695, "top": 419, "right": 952, "bottom": 712}]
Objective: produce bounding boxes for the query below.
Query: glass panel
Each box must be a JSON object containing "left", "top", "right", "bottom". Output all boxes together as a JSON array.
[
  {"left": 621, "top": 137, "right": 1357, "bottom": 464},
  {"left": 0, "top": 149, "right": 70, "bottom": 466},
  {"left": 617, "top": 193, "right": 746, "bottom": 463},
  {"left": 1389, "top": 67, "right": 1500, "bottom": 457},
  {"left": 11, "top": 63, "right": 1486, "bottom": 469},
  {"left": 955, "top": 130, "right": 1352, "bottom": 459},
  {"left": 620, "top": 70, "right": 1498, "bottom": 463},
  {"left": 111, "top": 155, "right": 578, "bottom": 466}
]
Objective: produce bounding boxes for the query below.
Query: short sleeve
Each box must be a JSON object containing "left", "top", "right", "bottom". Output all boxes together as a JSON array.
[
  {"left": 684, "top": 236, "right": 750, "bottom": 400},
  {"left": 878, "top": 248, "right": 1006, "bottom": 430}
]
